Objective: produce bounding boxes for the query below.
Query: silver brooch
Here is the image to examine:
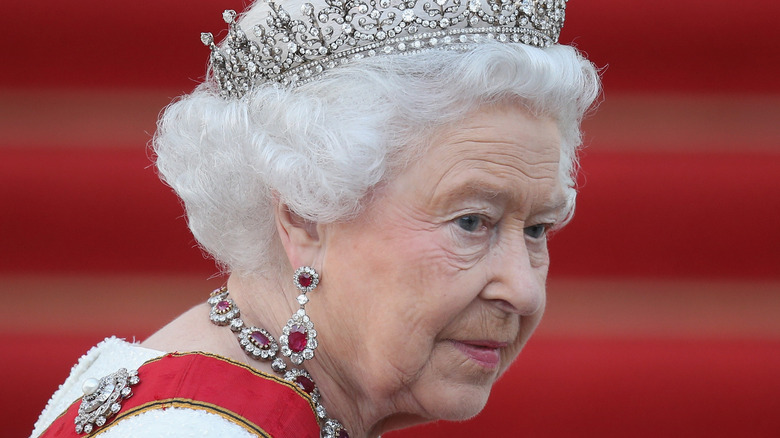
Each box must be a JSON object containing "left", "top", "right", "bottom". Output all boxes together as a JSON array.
[{"left": 74, "top": 368, "right": 139, "bottom": 434}]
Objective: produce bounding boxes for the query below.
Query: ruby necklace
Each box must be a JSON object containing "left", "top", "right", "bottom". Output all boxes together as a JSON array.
[{"left": 208, "top": 287, "right": 349, "bottom": 438}]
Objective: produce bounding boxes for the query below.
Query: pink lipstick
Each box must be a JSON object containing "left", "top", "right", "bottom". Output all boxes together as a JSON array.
[{"left": 452, "top": 340, "right": 506, "bottom": 368}]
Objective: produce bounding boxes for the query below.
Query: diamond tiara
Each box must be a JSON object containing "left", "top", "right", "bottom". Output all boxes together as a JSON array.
[{"left": 201, "top": 0, "right": 567, "bottom": 97}]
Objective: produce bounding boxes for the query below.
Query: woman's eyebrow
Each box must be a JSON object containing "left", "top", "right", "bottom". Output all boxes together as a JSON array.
[{"left": 433, "top": 181, "right": 505, "bottom": 205}]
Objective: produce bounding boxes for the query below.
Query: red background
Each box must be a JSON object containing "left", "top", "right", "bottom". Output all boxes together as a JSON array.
[{"left": 2, "top": 1, "right": 779, "bottom": 437}]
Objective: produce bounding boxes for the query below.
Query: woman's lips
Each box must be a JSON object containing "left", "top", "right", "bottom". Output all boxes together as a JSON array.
[{"left": 451, "top": 340, "right": 507, "bottom": 368}]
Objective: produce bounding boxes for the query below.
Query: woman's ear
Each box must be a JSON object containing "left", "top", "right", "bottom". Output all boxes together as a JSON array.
[{"left": 274, "top": 198, "right": 323, "bottom": 268}]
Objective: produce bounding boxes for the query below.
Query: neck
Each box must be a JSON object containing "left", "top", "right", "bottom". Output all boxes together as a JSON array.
[
  {"left": 226, "top": 274, "right": 294, "bottom": 339},
  {"left": 302, "top": 355, "right": 430, "bottom": 438},
  {"left": 225, "top": 273, "right": 429, "bottom": 438}
]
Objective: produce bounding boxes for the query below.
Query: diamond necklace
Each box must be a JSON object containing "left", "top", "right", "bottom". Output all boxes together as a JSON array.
[{"left": 207, "top": 287, "right": 349, "bottom": 438}]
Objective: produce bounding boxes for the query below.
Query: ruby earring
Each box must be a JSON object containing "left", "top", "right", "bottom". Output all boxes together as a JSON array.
[{"left": 279, "top": 266, "right": 319, "bottom": 366}]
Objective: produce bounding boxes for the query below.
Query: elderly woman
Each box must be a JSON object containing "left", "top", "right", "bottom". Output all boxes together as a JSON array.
[{"left": 32, "top": 0, "right": 598, "bottom": 437}]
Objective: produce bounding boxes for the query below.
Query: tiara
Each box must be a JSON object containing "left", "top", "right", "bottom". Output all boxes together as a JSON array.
[{"left": 201, "top": 0, "right": 567, "bottom": 97}]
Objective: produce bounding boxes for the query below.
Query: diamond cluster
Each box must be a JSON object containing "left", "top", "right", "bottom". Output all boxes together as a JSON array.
[
  {"left": 238, "top": 326, "right": 280, "bottom": 360},
  {"left": 201, "top": 0, "right": 567, "bottom": 95},
  {"left": 208, "top": 292, "right": 239, "bottom": 325},
  {"left": 74, "top": 368, "right": 139, "bottom": 434},
  {"left": 280, "top": 308, "right": 318, "bottom": 365}
]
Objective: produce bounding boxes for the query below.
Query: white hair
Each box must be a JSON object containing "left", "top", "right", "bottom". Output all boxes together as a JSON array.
[{"left": 153, "top": 32, "right": 600, "bottom": 275}]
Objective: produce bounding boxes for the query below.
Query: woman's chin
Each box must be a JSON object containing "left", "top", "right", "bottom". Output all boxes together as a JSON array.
[
  {"left": 418, "top": 384, "right": 492, "bottom": 422},
  {"left": 438, "top": 398, "right": 490, "bottom": 422}
]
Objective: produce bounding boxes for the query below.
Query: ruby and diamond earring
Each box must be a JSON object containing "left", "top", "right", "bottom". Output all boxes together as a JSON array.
[
  {"left": 279, "top": 266, "right": 320, "bottom": 366},
  {"left": 204, "top": 266, "right": 349, "bottom": 437}
]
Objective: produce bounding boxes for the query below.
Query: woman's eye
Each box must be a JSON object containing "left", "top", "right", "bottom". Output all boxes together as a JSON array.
[
  {"left": 456, "top": 215, "right": 484, "bottom": 232},
  {"left": 524, "top": 224, "right": 548, "bottom": 239}
]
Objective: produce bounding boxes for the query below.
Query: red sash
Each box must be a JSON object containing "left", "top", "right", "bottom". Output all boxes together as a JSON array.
[{"left": 39, "top": 352, "right": 320, "bottom": 437}]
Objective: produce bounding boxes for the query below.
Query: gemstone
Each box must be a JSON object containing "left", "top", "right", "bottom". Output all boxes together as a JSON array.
[
  {"left": 295, "top": 375, "right": 316, "bottom": 394},
  {"left": 297, "top": 273, "right": 313, "bottom": 288},
  {"left": 216, "top": 300, "right": 231, "bottom": 312},
  {"left": 338, "top": 430, "right": 349, "bottom": 438},
  {"left": 250, "top": 330, "right": 270, "bottom": 347},
  {"left": 288, "top": 325, "right": 308, "bottom": 352},
  {"left": 272, "top": 357, "right": 287, "bottom": 373},
  {"left": 82, "top": 378, "right": 99, "bottom": 396},
  {"left": 223, "top": 10, "right": 237, "bottom": 23}
]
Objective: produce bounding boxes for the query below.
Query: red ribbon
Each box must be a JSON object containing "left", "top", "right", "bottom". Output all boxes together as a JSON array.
[{"left": 39, "top": 352, "right": 320, "bottom": 437}]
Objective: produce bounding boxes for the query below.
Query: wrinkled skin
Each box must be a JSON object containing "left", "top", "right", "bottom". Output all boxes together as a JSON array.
[{"left": 298, "top": 102, "right": 568, "bottom": 436}]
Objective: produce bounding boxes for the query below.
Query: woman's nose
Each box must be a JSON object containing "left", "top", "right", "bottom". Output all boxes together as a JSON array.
[{"left": 479, "top": 235, "right": 546, "bottom": 316}]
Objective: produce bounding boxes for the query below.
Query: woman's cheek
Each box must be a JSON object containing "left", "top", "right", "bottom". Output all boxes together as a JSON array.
[
  {"left": 526, "top": 238, "right": 550, "bottom": 269},
  {"left": 439, "top": 225, "right": 492, "bottom": 269}
]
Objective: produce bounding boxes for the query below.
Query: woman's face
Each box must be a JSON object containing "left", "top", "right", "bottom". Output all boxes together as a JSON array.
[{"left": 311, "top": 102, "right": 566, "bottom": 426}]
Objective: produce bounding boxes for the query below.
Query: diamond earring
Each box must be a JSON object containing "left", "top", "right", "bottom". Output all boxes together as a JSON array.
[{"left": 279, "top": 266, "right": 319, "bottom": 365}]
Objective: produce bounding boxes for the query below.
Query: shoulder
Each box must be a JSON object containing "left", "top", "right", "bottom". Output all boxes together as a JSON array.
[
  {"left": 31, "top": 337, "right": 165, "bottom": 437},
  {"left": 32, "top": 348, "right": 320, "bottom": 438}
]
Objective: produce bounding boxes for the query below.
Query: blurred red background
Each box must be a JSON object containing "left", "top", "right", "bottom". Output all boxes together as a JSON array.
[{"left": 2, "top": 1, "right": 779, "bottom": 437}]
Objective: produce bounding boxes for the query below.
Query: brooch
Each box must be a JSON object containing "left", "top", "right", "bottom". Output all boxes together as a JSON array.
[{"left": 74, "top": 368, "right": 139, "bottom": 434}]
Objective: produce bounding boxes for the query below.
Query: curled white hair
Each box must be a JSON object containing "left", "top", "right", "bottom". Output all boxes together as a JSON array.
[{"left": 154, "top": 39, "right": 600, "bottom": 275}]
